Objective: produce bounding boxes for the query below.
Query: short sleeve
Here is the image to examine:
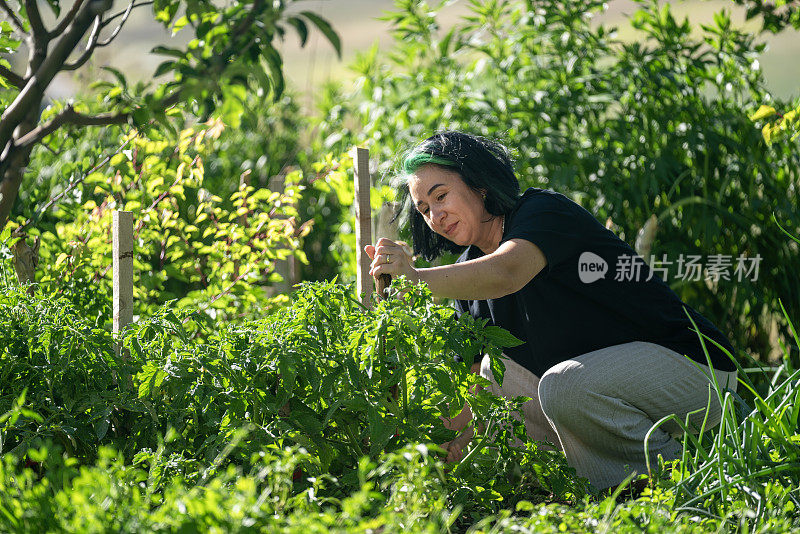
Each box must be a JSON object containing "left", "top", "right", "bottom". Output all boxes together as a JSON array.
[{"left": 501, "top": 191, "right": 588, "bottom": 276}]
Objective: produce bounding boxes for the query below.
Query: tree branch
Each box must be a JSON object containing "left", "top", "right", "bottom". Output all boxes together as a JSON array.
[
  {"left": 0, "top": 0, "right": 26, "bottom": 36},
  {"left": 50, "top": 0, "right": 87, "bottom": 37},
  {"left": 15, "top": 104, "right": 129, "bottom": 149},
  {"left": 0, "top": 0, "right": 113, "bottom": 152},
  {"left": 0, "top": 63, "right": 24, "bottom": 88},
  {"left": 99, "top": 0, "right": 153, "bottom": 33},
  {"left": 158, "top": 86, "right": 184, "bottom": 110},
  {"left": 62, "top": 15, "right": 101, "bottom": 71},
  {"left": 23, "top": 0, "right": 49, "bottom": 44},
  {"left": 97, "top": 0, "right": 145, "bottom": 47}
]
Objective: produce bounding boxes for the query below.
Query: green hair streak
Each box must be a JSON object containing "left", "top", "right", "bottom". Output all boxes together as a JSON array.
[{"left": 402, "top": 153, "right": 456, "bottom": 174}]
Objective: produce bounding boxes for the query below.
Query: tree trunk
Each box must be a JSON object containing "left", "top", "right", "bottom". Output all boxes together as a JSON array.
[
  {"left": 0, "top": 106, "right": 39, "bottom": 230},
  {"left": 0, "top": 147, "right": 32, "bottom": 230}
]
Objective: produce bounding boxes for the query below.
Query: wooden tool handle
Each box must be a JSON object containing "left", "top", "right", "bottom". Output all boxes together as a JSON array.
[{"left": 377, "top": 273, "right": 392, "bottom": 300}]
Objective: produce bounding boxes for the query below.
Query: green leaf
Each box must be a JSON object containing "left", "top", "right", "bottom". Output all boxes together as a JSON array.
[
  {"left": 483, "top": 326, "right": 523, "bottom": 348},
  {"left": 171, "top": 15, "right": 190, "bottom": 34},
  {"left": 489, "top": 356, "right": 505, "bottom": 387},
  {"left": 154, "top": 60, "right": 176, "bottom": 78},
  {"left": 150, "top": 45, "right": 186, "bottom": 59},
  {"left": 773, "top": 213, "right": 800, "bottom": 245},
  {"left": 279, "top": 356, "right": 298, "bottom": 397},
  {"left": 438, "top": 26, "right": 456, "bottom": 56},
  {"left": 137, "top": 363, "right": 166, "bottom": 399},
  {"left": 155, "top": 1, "right": 180, "bottom": 25},
  {"left": 94, "top": 406, "right": 112, "bottom": 440},
  {"left": 286, "top": 17, "right": 309, "bottom": 47},
  {"left": 100, "top": 66, "right": 128, "bottom": 90},
  {"left": 749, "top": 105, "right": 776, "bottom": 121},
  {"left": 261, "top": 45, "right": 285, "bottom": 98},
  {"left": 299, "top": 11, "right": 341, "bottom": 59},
  {"left": 45, "top": 0, "right": 61, "bottom": 17},
  {"left": 367, "top": 405, "right": 395, "bottom": 457}
]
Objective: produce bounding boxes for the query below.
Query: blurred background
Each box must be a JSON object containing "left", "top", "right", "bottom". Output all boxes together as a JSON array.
[{"left": 37, "top": 0, "right": 800, "bottom": 108}]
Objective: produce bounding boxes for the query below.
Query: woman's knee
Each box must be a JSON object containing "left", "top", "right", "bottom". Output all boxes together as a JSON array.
[{"left": 538, "top": 360, "right": 587, "bottom": 424}]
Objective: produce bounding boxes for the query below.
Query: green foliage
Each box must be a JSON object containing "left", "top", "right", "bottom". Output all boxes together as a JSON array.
[
  {"left": 1, "top": 247, "right": 800, "bottom": 531},
  {"left": 2, "top": 0, "right": 800, "bottom": 530},
  {"left": 0, "top": 278, "right": 585, "bottom": 526},
  {"left": 0, "top": 0, "right": 341, "bottom": 236},
  {"left": 0, "top": 443, "right": 462, "bottom": 532},
  {"left": 201, "top": 92, "right": 306, "bottom": 198},
  {"left": 3, "top": 119, "right": 308, "bottom": 320},
  {"left": 319, "top": 0, "right": 800, "bottom": 363},
  {"left": 140, "top": 2, "right": 340, "bottom": 126},
  {"left": 298, "top": 152, "right": 398, "bottom": 285},
  {"left": 0, "top": 288, "right": 120, "bottom": 457},
  {"left": 10, "top": 99, "right": 129, "bottom": 226},
  {"left": 655, "top": 304, "right": 800, "bottom": 525},
  {"left": 45, "top": 0, "right": 340, "bottom": 133},
  {"left": 727, "top": 0, "right": 800, "bottom": 33}
]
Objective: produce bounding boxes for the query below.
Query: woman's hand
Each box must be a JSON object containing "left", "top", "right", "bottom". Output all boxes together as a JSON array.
[
  {"left": 365, "top": 238, "right": 418, "bottom": 282},
  {"left": 441, "top": 425, "right": 475, "bottom": 463}
]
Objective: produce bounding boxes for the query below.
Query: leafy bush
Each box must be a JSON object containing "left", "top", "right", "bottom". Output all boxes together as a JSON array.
[
  {"left": 320, "top": 0, "right": 800, "bottom": 364},
  {"left": 297, "top": 152, "right": 399, "bottom": 285},
  {"left": 2, "top": 119, "right": 308, "bottom": 321},
  {"left": 201, "top": 92, "right": 308, "bottom": 198},
  {"left": 656, "top": 303, "right": 800, "bottom": 525},
  {"left": 0, "top": 443, "right": 454, "bottom": 532},
  {"left": 0, "top": 278, "right": 586, "bottom": 524}
]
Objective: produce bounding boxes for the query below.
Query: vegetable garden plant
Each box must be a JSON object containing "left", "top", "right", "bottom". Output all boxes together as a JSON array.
[
  {"left": 0, "top": 277, "right": 591, "bottom": 530},
  {"left": 0, "top": 269, "right": 799, "bottom": 531}
]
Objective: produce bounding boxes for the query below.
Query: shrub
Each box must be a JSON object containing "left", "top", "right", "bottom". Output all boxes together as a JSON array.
[{"left": 320, "top": 0, "right": 800, "bottom": 364}]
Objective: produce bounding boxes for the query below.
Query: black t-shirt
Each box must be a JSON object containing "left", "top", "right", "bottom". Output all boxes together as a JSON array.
[{"left": 454, "top": 188, "right": 736, "bottom": 376}]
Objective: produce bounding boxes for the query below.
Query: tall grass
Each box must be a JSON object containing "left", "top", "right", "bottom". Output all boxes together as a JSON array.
[
  {"left": 636, "top": 223, "right": 800, "bottom": 529},
  {"left": 643, "top": 302, "right": 800, "bottom": 528}
]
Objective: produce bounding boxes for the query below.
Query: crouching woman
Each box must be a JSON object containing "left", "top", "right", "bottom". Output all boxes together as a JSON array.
[{"left": 365, "top": 131, "right": 737, "bottom": 492}]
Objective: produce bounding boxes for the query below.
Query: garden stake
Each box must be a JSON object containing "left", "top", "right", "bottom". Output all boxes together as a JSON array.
[
  {"left": 113, "top": 210, "right": 133, "bottom": 358},
  {"left": 353, "top": 147, "right": 403, "bottom": 443},
  {"left": 353, "top": 146, "right": 374, "bottom": 306}
]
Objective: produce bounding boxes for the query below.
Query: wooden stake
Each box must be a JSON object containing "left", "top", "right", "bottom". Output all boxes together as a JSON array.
[
  {"left": 113, "top": 211, "right": 133, "bottom": 355},
  {"left": 354, "top": 147, "right": 374, "bottom": 306},
  {"left": 269, "top": 173, "right": 297, "bottom": 295}
]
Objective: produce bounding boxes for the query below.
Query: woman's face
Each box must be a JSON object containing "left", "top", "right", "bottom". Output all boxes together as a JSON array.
[{"left": 408, "top": 164, "right": 490, "bottom": 248}]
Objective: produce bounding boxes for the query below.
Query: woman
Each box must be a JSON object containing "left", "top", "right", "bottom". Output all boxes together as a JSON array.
[{"left": 365, "top": 131, "right": 738, "bottom": 492}]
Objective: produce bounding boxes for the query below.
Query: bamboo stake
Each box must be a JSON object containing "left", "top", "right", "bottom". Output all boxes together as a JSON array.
[
  {"left": 113, "top": 210, "right": 133, "bottom": 356},
  {"left": 354, "top": 147, "right": 374, "bottom": 306}
]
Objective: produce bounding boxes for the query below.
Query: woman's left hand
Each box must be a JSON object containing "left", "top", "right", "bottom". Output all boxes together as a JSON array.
[
  {"left": 365, "top": 238, "right": 418, "bottom": 282},
  {"left": 440, "top": 425, "right": 475, "bottom": 463}
]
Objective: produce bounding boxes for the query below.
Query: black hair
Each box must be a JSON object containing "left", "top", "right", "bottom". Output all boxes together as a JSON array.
[{"left": 395, "top": 131, "right": 520, "bottom": 260}]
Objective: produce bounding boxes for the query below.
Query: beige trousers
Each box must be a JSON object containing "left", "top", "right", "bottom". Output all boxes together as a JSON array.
[{"left": 479, "top": 341, "right": 737, "bottom": 490}]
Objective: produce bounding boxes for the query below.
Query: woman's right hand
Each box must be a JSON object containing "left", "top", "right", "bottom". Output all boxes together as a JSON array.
[{"left": 364, "top": 238, "right": 417, "bottom": 282}]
